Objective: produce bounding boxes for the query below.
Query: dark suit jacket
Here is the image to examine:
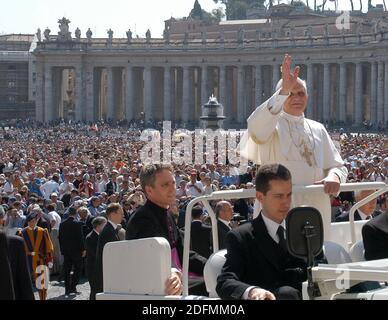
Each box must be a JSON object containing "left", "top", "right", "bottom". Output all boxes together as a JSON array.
[
  {"left": 233, "top": 199, "right": 250, "bottom": 220},
  {"left": 126, "top": 200, "right": 207, "bottom": 275},
  {"left": 58, "top": 216, "right": 85, "bottom": 259},
  {"left": 7, "top": 235, "right": 35, "bottom": 300},
  {"left": 362, "top": 211, "right": 388, "bottom": 260},
  {"left": 95, "top": 222, "right": 120, "bottom": 292},
  {"left": 238, "top": 173, "right": 253, "bottom": 185},
  {"left": 105, "top": 181, "right": 117, "bottom": 196},
  {"left": 0, "top": 231, "right": 15, "bottom": 300},
  {"left": 80, "top": 215, "right": 94, "bottom": 239},
  {"left": 335, "top": 209, "right": 381, "bottom": 222},
  {"left": 85, "top": 230, "right": 99, "bottom": 280},
  {"left": 191, "top": 220, "right": 212, "bottom": 259},
  {"left": 216, "top": 220, "right": 231, "bottom": 251},
  {"left": 216, "top": 214, "right": 307, "bottom": 300}
]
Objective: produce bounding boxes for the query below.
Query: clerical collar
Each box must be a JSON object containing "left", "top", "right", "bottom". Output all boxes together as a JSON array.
[
  {"left": 280, "top": 111, "right": 305, "bottom": 123},
  {"left": 145, "top": 199, "right": 168, "bottom": 215}
]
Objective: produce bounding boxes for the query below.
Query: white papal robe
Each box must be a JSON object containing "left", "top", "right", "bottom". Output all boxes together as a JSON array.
[{"left": 239, "top": 90, "right": 348, "bottom": 240}]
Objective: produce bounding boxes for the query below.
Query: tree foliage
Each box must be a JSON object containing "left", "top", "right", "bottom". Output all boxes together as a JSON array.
[
  {"left": 189, "top": 0, "right": 225, "bottom": 21},
  {"left": 213, "top": 0, "right": 266, "bottom": 19}
]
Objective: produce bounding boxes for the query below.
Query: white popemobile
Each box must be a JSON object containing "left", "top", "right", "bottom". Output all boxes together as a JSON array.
[{"left": 97, "top": 181, "right": 388, "bottom": 300}]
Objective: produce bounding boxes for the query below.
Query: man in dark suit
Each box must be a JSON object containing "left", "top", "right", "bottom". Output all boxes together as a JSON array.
[
  {"left": 105, "top": 171, "right": 118, "bottom": 196},
  {"left": 191, "top": 205, "right": 211, "bottom": 259},
  {"left": 95, "top": 203, "right": 123, "bottom": 295},
  {"left": 335, "top": 189, "right": 381, "bottom": 222},
  {"left": 85, "top": 216, "right": 107, "bottom": 300},
  {"left": 6, "top": 234, "right": 35, "bottom": 300},
  {"left": 214, "top": 201, "right": 234, "bottom": 250},
  {"left": 58, "top": 207, "right": 86, "bottom": 296},
  {"left": 126, "top": 164, "right": 207, "bottom": 296},
  {"left": 78, "top": 207, "right": 94, "bottom": 239},
  {"left": 0, "top": 230, "right": 15, "bottom": 300},
  {"left": 1, "top": 204, "right": 34, "bottom": 300},
  {"left": 216, "top": 164, "right": 307, "bottom": 300},
  {"left": 362, "top": 210, "right": 388, "bottom": 260}
]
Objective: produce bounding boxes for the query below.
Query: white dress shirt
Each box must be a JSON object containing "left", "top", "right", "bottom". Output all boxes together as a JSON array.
[{"left": 357, "top": 209, "right": 372, "bottom": 221}]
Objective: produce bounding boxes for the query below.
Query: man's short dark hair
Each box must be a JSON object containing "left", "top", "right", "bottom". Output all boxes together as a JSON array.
[
  {"left": 106, "top": 203, "right": 122, "bottom": 216},
  {"left": 140, "top": 164, "right": 173, "bottom": 193},
  {"left": 191, "top": 205, "right": 203, "bottom": 220},
  {"left": 92, "top": 216, "right": 107, "bottom": 229},
  {"left": 46, "top": 203, "right": 55, "bottom": 212},
  {"left": 255, "top": 164, "right": 292, "bottom": 195},
  {"left": 68, "top": 207, "right": 77, "bottom": 216}
]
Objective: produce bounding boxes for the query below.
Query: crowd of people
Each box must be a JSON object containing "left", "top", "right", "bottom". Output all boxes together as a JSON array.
[{"left": 0, "top": 120, "right": 386, "bottom": 299}]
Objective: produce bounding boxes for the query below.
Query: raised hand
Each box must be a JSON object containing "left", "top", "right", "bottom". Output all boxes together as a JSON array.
[{"left": 280, "top": 54, "right": 300, "bottom": 95}]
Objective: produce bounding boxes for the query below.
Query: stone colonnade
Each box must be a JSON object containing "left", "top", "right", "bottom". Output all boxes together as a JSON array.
[{"left": 35, "top": 60, "right": 388, "bottom": 128}]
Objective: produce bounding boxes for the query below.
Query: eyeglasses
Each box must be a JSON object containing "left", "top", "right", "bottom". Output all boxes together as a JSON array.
[{"left": 289, "top": 92, "right": 306, "bottom": 98}]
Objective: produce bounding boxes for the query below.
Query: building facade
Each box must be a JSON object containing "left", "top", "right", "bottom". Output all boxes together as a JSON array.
[
  {"left": 0, "top": 34, "right": 35, "bottom": 119},
  {"left": 3, "top": 5, "right": 388, "bottom": 128}
]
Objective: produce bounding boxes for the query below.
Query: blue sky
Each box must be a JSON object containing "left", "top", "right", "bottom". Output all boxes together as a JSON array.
[{"left": 0, "top": 0, "right": 381, "bottom": 38}]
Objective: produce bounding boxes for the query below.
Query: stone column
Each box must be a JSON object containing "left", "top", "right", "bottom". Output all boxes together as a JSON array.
[
  {"left": 377, "top": 61, "right": 384, "bottom": 126},
  {"left": 144, "top": 66, "right": 152, "bottom": 122},
  {"left": 237, "top": 66, "right": 245, "bottom": 124},
  {"left": 125, "top": 66, "right": 134, "bottom": 121},
  {"left": 44, "top": 66, "right": 53, "bottom": 123},
  {"left": 255, "top": 65, "right": 262, "bottom": 106},
  {"left": 164, "top": 66, "right": 171, "bottom": 121},
  {"left": 106, "top": 67, "right": 114, "bottom": 121},
  {"left": 339, "top": 63, "right": 347, "bottom": 123},
  {"left": 306, "top": 63, "right": 314, "bottom": 119},
  {"left": 219, "top": 65, "right": 226, "bottom": 104},
  {"left": 323, "top": 63, "right": 330, "bottom": 123},
  {"left": 272, "top": 64, "right": 280, "bottom": 91},
  {"left": 35, "top": 63, "right": 44, "bottom": 122},
  {"left": 354, "top": 62, "right": 363, "bottom": 126},
  {"left": 74, "top": 65, "right": 83, "bottom": 121},
  {"left": 85, "top": 64, "right": 94, "bottom": 122},
  {"left": 182, "top": 66, "right": 190, "bottom": 123},
  {"left": 201, "top": 66, "right": 208, "bottom": 104},
  {"left": 370, "top": 62, "right": 377, "bottom": 125},
  {"left": 385, "top": 62, "right": 388, "bottom": 128}
]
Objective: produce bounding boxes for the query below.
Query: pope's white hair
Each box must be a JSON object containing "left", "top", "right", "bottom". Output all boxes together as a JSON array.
[
  {"left": 275, "top": 77, "right": 307, "bottom": 92},
  {"left": 354, "top": 189, "right": 376, "bottom": 200}
]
